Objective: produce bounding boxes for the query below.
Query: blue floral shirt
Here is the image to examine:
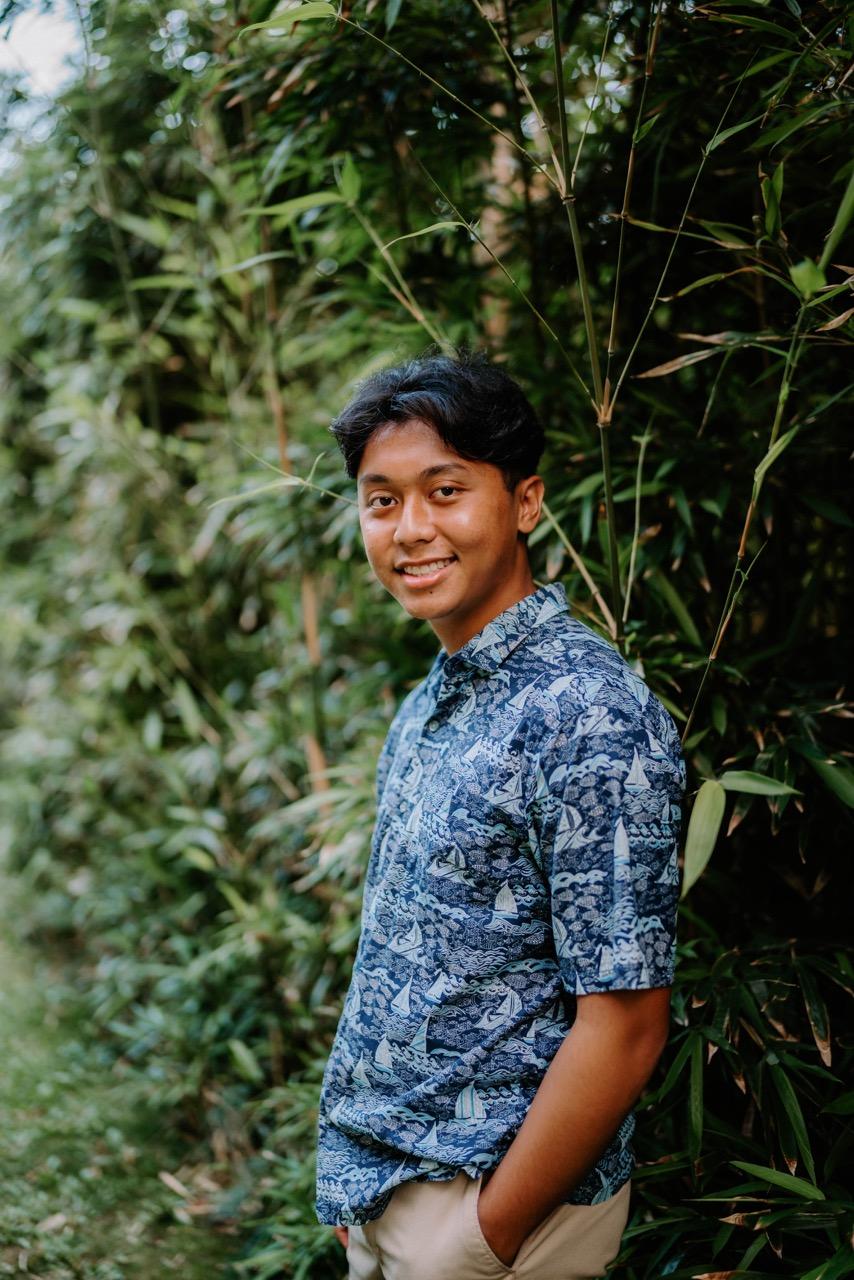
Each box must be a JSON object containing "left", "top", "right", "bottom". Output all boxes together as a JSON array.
[{"left": 315, "top": 582, "right": 685, "bottom": 1226}]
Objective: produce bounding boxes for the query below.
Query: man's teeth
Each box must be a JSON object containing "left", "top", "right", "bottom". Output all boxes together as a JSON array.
[{"left": 401, "top": 558, "right": 454, "bottom": 576}]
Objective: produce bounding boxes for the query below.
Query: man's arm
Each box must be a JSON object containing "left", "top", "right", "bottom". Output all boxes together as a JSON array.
[{"left": 476, "top": 986, "right": 671, "bottom": 1266}]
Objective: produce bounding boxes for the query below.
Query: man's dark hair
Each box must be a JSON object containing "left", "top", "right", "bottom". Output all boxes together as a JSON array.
[{"left": 329, "top": 350, "right": 545, "bottom": 491}]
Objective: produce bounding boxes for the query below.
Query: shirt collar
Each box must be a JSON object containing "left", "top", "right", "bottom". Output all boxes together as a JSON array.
[{"left": 434, "top": 582, "right": 569, "bottom": 679}]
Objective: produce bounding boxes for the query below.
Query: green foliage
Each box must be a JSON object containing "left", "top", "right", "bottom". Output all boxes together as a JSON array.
[
  {"left": 0, "top": 872, "right": 238, "bottom": 1277},
  {"left": 0, "top": 0, "right": 851, "bottom": 1276}
]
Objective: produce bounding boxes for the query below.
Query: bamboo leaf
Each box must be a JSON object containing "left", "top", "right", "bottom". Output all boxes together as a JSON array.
[
  {"left": 128, "top": 274, "right": 196, "bottom": 290},
  {"left": 651, "top": 1036, "right": 695, "bottom": 1103},
  {"left": 718, "top": 771, "right": 801, "bottom": 796},
  {"left": 183, "top": 847, "right": 217, "bottom": 872},
  {"left": 789, "top": 260, "right": 826, "bottom": 300},
  {"left": 649, "top": 570, "right": 703, "bottom": 648},
  {"left": 815, "top": 306, "right": 854, "bottom": 332},
  {"left": 705, "top": 114, "right": 764, "bottom": 154},
  {"left": 762, "top": 162, "right": 784, "bottom": 239},
  {"left": 708, "top": 13, "right": 799, "bottom": 38},
  {"left": 769, "top": 1065, "right": 816, "bottom": 1183},
  {"left": 742, "top": 50, "right": 796, "bottom": 78},
  {"left": 382, "top": 220, "right": 467, "bottom": 250},
  {"left": 633, "top": 111, "right": 663, "bottom": 145},
  {"left": 245, "top": 191, "right": 344, "bottom": 218},
  {"left": 218, "top": 882, "right": 251, "bottom": 917},
  {"left": 689, "top": 1034, "right": 704, "bottom": 1159},
  {"left": 754, "top": 425, "right": 799, "bottom": 484},
  {"left": 148, "top": 192, "right": 199, "bottom": 220},
  {"left": 339, "top": 153, "right": 361, "bottom": 203},
  {"left": 822, "top": 1093, "right": 854, "bottom": 1115},
  {"left": 112, "top": 211, "right": 172, "bottom": 248},
  {"left": 681, "top": 781, "right": 726, "bottom": 898},
  {"left": 795, "top": 963, "right": 832, "bottom": 1067},
  {"left": 804, "top": 756, "right": 854, "bottom": 808},
  {"left": 696, "top": 220, "right": 751, "bottom": 248},
  {"left": 236, "top": 2, "right": 337, "bottom": 40},
  {"left": 754, "top": 104, "right": 836, "bottom": 149},
  {"left": 172, "top": 679, "right": 204, "bottom": 740},
  {"left": 730, "top": 1161, "right": 825, "bottom": 1200},
  {"left": 228, "top": 1038, "right": 264, "bottom": 1082},
  {"left": 635, "top": 349, "right": 721, "bottom": 378},
  {"left": 661, "top": 267, "right": 757, "bottom": 300},
  {"left": 818, "top": 169, "right": 854, "bottom": 272},
  {"left": 215, "top": 251, "right": 293, "bottom": 276},
  {"left": 800, "top": 1245, "right": 854, "bottom": 1280}
]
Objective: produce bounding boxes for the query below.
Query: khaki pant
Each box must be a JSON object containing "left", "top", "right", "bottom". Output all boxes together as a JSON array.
[{"left": 345, "top": 1171, "right": 631, "bottom": 1280}]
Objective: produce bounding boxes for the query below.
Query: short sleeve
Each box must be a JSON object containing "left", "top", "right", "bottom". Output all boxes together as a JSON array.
[{"left": 526, "top": 690, "right": 686, "bottom": 996}]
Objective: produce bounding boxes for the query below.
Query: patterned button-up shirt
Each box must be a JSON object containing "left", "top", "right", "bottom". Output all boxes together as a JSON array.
[{"left": 315, "top": 582, "right": 685, "bottom": 1227}]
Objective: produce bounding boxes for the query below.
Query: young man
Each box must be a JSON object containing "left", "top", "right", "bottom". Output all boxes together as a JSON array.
[{"left": 314, "top": 352, "right": 685, "bottom": 1280}]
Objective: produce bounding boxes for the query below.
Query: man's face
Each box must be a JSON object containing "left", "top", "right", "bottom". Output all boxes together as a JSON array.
[{"left": 356, "top": 418, "right": 543, "bottom": 653}]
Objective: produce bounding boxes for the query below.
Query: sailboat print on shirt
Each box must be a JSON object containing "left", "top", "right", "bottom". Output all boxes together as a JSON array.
[
  {"left": 427, "top": 847, "right": 468, "bottom": 881},
  {"left": 475, "top": 987, "right": 523, "bottom": 1030},
  {"left": 389, "top": 919, "right": 423, "bottom": 959},
  {"left": 483, "top": 771, "right": 526, "bottom": 818},
  {"left": 455, "top": 1084, "right": 487, "bottom": 1121},
  {"left": 350, "top": 1053, "right": 371, "bottom": 1090},
  {"left": 424, "top": 973, "right": 454, "bottom": 1005},
  {"left": 373, "top": 1035, "right": 397, "bottom": 1077},
  {"left": 421, "top": 1121, "right": 442, "bottom": 1153},
  {"left": 523, "top": 999, "right": 566, "bottom": 1040},
  {"left": 487, "top": 881, "right": 519, "bottom": 930},
  {"left": 390, "top": 976, "right": 413, "bottom": 1016},
  {"left": 405, "top": 798, "right": 424, "bottom": 833},
  {"left": 409, "top": 1017, "right": 430, "bottom": 1055},
  {"left": 625, "top": 748, "right": 651, "bottom": 792}
]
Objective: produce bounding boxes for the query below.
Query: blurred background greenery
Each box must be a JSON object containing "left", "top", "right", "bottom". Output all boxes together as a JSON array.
[{"left": 0, "top": 1, "right": 851, "bottom": 1277}]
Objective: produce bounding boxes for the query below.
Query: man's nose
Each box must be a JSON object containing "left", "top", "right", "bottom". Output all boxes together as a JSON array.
[{"left": 393, "top": 495, "right": 436, "bottom": 544}]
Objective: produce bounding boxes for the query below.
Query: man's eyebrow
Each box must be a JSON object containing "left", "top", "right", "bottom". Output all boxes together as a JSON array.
[{"left": 358, "top": 462, "right": 471, "bottom": 487}]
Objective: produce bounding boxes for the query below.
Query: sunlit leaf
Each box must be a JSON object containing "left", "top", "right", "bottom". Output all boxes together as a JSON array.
[
  {"left": 681, "top": 781, "right": 726, "bottom": 898},
  {"left": 245, "top": 191, "right": 344, "bottom": 219},
  {"left": 789, "top": 259, "right": 826, "bottom": 300},
  {"left": 236, "top": 2, "right": 337, "bottom": 40}
]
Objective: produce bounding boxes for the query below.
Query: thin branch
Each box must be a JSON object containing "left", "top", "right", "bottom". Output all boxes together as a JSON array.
[
  {"left": 622, "top": 428, "right": 652, "bottom": 625},
  {"left": 469, "top": 0, "right": 566, "bottom": 189},
  {"left": 402, "top": 144, "right": 593, "bottom": 401},
  {"left": 542, "top": 501, "right": 618, "bottom": 640},
  {"left": 342, "top": 16, "right": 558, "bottom": 192},
  {"left": 571, "top": 1, "right": 617, "bottom": 191}
]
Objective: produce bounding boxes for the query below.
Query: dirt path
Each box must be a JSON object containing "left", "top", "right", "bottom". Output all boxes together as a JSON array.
[{"left": 0, "top": 873, "right": 241, "bottom": 1279}]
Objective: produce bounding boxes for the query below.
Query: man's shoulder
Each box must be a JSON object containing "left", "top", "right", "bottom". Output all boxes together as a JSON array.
[
  {"left": 512, "top": 608, "right": 641, "bottom": 702},
  {"left": 511, "top": 610, "right": 681, "bottom": 753}
]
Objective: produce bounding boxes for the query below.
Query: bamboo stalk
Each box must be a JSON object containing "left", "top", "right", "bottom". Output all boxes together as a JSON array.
[
  {"left": 549, "top": 0, "right": 624, "bottom": 649},
  {"left": 623, "top": 428, "right": 652, "bottom": 625}
]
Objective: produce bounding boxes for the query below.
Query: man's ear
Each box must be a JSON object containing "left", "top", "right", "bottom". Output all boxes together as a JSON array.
[{"left": 517, "top": 475, "right": 545, "bottom": 535}]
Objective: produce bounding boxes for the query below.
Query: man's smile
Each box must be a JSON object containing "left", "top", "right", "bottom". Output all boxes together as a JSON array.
[{"left": 395, "top": 556, "right": 457, "bottom": 586}]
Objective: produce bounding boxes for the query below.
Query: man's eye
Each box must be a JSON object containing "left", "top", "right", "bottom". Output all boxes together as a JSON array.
[
  {"left": 434, "top": 485, "right": 460, "bottom": 498},
  {"left": 368, "top": 495, "right": 395, "bottom": 508}
]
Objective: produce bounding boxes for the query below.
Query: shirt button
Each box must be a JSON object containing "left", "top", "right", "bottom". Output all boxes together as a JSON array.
[{"left": 427, "top": 719, "right": 439, "bottom": 732}]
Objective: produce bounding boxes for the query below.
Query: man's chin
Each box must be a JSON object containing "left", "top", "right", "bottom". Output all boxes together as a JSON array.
[{"left": 388, "top": 587, "right": 454, "bottom": 621}]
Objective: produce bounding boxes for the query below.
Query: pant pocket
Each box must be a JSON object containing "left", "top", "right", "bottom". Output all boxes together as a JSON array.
[{"left": 468, "top": 1175, "right": 516, "bottom": 1276}]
